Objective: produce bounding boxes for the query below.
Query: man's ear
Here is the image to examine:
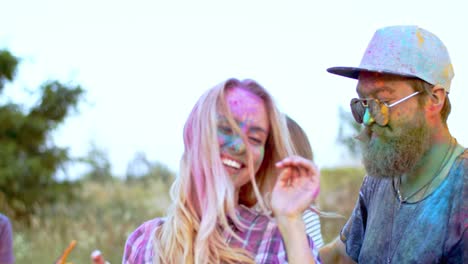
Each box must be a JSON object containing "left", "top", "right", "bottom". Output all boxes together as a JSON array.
[{"left": 427, "top": 85, "right": 447, "bottom": 114}]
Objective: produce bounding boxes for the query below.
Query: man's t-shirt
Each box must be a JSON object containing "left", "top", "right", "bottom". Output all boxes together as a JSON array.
[{"left": 342, "top": 150, "right": 467, "bottom": 263}]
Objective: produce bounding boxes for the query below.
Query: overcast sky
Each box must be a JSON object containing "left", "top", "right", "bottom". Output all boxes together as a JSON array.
[{"left": 1, "top": 0, "right": 467, "bottom": 178}]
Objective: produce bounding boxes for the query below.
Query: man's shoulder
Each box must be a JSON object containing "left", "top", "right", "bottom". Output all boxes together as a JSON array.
[
  {"left": 362, "top": 174, "right": 385, "bottom": 184},
  {"left": 457, "top": 148, "right": 468, "bottom": 205},
  {"left": 456, "top": 148, "right": 468, "bottom": 164},
  {"left": 452, "top": 148, "right": 468, "bottom": 184},
  {"left": 360, "top": 175, "right": 389, "bottom": 195},
  {"left": 459, "top": 148, "right": 468, "bottom": 160}
]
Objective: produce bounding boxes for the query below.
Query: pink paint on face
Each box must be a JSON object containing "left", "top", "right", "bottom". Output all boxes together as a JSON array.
[{"left": 217, "top": 87, "right": 269, "bottom": 190}]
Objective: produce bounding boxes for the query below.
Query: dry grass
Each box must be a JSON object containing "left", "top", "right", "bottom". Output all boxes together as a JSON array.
[
  {"left": 12, "top": 179, "right": 170, "bottom": 264},
  {"left": 318, "top": 167, "right": 365, "bottom": 243},
  {"left": 10, "top": 167, "right": 365, "bottom": 263}
]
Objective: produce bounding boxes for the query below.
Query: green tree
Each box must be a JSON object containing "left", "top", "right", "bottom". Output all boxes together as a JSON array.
[
  {"left": 126, "top": 151, "right": 175, "bottom": 186},
  {"left": 337, "top": 106, "right": 363, "bottom": 158},
  {"left": 0, "top": 50, "right": 84, "bottom": 220},
  {"left": 81, "top": 143, "right": 113, "bottom": 182}
]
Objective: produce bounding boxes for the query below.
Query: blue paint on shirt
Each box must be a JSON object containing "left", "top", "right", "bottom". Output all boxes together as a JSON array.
[{"left": 341, "top": 149, "right": 468, "bottom": 263}]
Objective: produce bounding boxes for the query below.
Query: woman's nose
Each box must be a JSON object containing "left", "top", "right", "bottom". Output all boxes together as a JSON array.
[{"left": 228, "top": 136, "right": 246, "bottom": 154}]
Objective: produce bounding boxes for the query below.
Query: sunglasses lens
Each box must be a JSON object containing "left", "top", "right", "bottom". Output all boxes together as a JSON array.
[
  {"left": 350, "top": 99, "right": 364, "bottom": 123},
  {"left": 369, "top": 100, "right": 389, "bottom": 126}
]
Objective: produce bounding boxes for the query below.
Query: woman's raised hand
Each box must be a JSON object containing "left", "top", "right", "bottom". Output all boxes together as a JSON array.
[{"left": 271, "top": 156, "right": 320, "bottom": 219}]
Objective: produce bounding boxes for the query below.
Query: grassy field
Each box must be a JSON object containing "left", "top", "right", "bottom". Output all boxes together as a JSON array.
[
  {"left": 319, "top": 167, "right": 365, "bottom": 243},
  {"left": 10, "top": 167, "right": 364, "bottom": 263},
  {"left": 12, "top": 179, "right": 171, "bottom": 263}
]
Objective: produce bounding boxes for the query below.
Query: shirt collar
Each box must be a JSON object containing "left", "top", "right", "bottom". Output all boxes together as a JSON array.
[{"left": 228, "top": 204, "right": 269, "bottom": 232}]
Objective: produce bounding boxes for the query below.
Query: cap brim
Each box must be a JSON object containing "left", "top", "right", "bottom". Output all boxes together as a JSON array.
[
  {"left": 327, "top": 66, "right": 420, "bottom": 80},
  {"left": 327, "top": 67, "right": 361, "bottom": 79}
]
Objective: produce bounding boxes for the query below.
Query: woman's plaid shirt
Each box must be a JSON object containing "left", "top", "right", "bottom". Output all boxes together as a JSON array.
[{"left": 123, "top": 205, "right": 320, "bottom": 264}]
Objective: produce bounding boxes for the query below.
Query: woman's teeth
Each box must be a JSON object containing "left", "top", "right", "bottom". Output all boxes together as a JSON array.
[{"left": 222, "top": 158, "right": 241, "bottom": 169}]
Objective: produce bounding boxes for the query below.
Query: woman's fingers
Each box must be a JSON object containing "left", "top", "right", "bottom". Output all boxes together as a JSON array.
[
  {"left": 276, "top": 156, "right": 319, "bottom": 178},
  {"left": 298, "top": 165, "right": 309, "bottom": 180},
  {"left": 278, "top": 166, "right": 304, "bottom": 187},
  {"left": 276, "top": 156, "right": 313, "bottom": 169},
  {"left": 276, "top": 155, "right": 306, "bottom": 167},
  {"left": 277, "top": 167, "right": 291, "bottom": 186}
]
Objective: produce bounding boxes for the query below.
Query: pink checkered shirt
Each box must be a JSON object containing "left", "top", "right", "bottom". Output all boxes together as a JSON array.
[{"left": 123, "top": 205, "right": 320, "bottom": 263}]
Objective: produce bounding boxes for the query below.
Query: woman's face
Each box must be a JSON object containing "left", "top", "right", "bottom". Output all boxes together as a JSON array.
[{"left": 217, "top": 87, "right": 269, "bottom": 189}]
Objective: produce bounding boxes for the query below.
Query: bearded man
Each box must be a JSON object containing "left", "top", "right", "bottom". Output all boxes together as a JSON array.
[{"left": 319, "top": 25, "right": 467, "bottom": 263}]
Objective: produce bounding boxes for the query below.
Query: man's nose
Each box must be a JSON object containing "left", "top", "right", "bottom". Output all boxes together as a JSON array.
[{"left": 363, "top": 108, "right": 375, "bottom": 126}]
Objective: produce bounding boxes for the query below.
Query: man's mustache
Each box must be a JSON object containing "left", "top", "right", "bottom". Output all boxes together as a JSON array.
[
  {"left": 354, "top": 126, "right": 371, "bottom": 142},
  {"left": 354, "top": 125, "right": 389, "bottom": 142}
]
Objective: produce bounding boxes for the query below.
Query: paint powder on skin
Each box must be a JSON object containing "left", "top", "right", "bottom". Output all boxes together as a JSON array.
[
  {"left": 217, "top": 87, "right": 269, "bottom": 186},
  {"left": 227, "top": 97, "right": 264, "bottom": 123}
]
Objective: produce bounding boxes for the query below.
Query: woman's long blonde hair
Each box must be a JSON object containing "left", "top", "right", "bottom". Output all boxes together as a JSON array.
[{"left": 153, "top": 78, "right": 295, "bottom": 264}]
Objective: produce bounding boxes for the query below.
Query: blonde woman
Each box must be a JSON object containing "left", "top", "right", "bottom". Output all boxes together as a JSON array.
[{"left": 123, "top": 78, "right": 321, "bottom": 264}]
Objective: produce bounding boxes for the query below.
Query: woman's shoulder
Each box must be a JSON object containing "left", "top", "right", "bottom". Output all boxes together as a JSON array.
[
  {"left": 0, "top": 213, "right": 9, "bottom": 224},
  {"left": 0, "top": 213, "right": 12, "bottom": 232},
  {"left": 123, "top": 217, "right": 165, "bottom": 264}
]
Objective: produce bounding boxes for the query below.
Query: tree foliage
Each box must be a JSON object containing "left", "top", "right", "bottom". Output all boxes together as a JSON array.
[
  {"left": 0, "top": 49, "right": 84, "bottom": 220},
  {"left": 126, "top": 151, "right": 175, "bottom": 186},
  {"left": 0, "top": 50, "right": 19, "bottom": 92},
  {"left": 337, "top": 106, "right": 363, "bottom": 158},
  {"left": 80, "top": 143, "right": 113, "bottom": 182}
]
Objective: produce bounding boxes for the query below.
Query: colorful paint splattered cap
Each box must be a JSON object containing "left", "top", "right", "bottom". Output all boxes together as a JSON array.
[{"left": 327, "top": 25, "right": 455, "bottom": 92}]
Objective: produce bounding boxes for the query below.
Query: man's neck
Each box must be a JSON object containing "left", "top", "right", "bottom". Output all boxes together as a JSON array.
[{"left": 400, "top": 128, "right": 454, "bottom": 200}]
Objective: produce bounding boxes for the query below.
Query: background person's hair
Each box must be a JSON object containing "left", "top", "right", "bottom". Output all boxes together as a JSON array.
[
  {"left": 285, "top": 115, "right": 343, "bottom": 219},
  {"left": 153, "top": 78, "right": 294, "bottom": 264},
  {"left": 286, "top": 115, "right": 313, "bottom": 161}
]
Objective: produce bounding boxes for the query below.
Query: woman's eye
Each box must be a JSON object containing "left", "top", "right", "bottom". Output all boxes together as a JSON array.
[
  {"left": 249, "top": 137, "right": 262, "bottom": 145},
  {"left": 219, "top": 126, "right": 233, "bottom": 134}
]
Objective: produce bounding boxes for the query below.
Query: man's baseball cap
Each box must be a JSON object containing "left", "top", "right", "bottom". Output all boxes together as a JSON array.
[{"left": 327, "top": 25, "right": 455, "bottom": 92}]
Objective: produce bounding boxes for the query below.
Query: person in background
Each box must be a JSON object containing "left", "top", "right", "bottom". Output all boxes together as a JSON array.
[
  {"left": 286, "top": 116, "right": 324, "bottom": 249},
  {"left": 123, "top": 78, "right": 321, "bottom": 263},
  {"left": 320, "top": 25, "right": 467, "bottom": 263},
  {"left": 91, "top": 249, "right": 110, "bottom": 264},
  {"left": 0, "top": 213, "right": 14, "bottom": 264}
]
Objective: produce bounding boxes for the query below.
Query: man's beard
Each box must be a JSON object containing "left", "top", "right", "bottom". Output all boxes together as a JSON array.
[{"left": 356, "top": 115, "right": 432, "bottom": 178}]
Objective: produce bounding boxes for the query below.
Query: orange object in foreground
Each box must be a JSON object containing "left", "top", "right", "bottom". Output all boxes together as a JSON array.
[{"left": 55, "top": 240, "right": 77, "bottom": 264}]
